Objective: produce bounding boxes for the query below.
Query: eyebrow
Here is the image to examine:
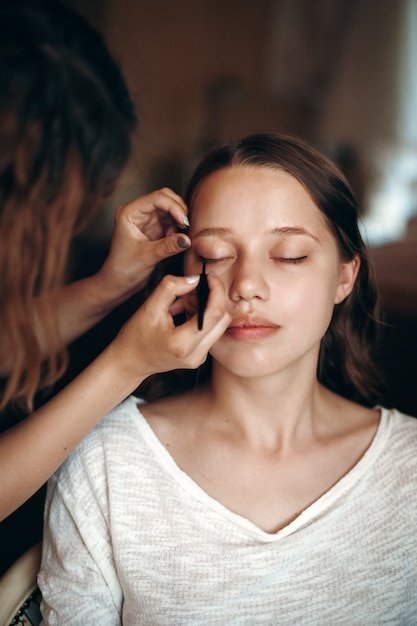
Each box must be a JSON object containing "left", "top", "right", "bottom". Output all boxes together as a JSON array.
[
  {"left": 270, "top": 226, "right": 320, "bottom": 242},
  {"left": 193, "top": 226, "right": 320, "bottom": 242}
]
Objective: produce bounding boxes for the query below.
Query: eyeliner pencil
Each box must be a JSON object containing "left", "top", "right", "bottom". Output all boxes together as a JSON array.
[{"left": 197, "top": 259, "right": 209, "bottom": 331}]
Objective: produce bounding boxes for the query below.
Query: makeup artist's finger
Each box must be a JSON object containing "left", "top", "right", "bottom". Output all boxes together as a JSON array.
[
  {"left": 174, "top": 273, "right": 232, "bottom": 341},
  {"left": 126, "top": 188, "right": 189, "bottom": 231},
  {"left": 159, "top": 187, "right": 189, "bottom": 228},
  {"left": 112, "top": 273, "right": 220, "bottom": 376},
  {"left": 135, "top": 273, "right": 229, "bottom": 369},
  {"left": 193, "top": 272, "right": 231, "bottom": 335},
  {"left": 124, "top": 273, "right": 229, "bottom": 372},
  {"left": 145, "top": 272, "right": 227, "bottom": 331},
  {"left": 153, "top": 187, "right": 189, "bottom": 228},
  {"left": 149, "top": 233, "right": 191, "bottom": 262},
  {"left": 144, "top": 274, "right": 201, "bottom": 316}
]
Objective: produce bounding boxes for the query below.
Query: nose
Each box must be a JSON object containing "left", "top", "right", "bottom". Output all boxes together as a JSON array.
[{"left": 229, "top": 257, "right": 269, "bottom": 303}]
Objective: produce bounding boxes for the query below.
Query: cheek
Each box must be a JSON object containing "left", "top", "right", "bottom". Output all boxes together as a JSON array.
[
  {"left": 302, "top": 278, "right": 340, "bottom": 335},
  {"left": 277, "top": 273, "right": 338, "bottom": 321}
]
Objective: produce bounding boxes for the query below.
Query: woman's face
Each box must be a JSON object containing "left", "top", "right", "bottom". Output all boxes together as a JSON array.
[{"left": 185, "top": 165, "right": 358, "bottom": 379}]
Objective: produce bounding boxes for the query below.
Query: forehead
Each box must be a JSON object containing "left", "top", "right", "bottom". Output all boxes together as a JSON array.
[{"left": 190, "top": 165, "right": 330, "bottom": 235}]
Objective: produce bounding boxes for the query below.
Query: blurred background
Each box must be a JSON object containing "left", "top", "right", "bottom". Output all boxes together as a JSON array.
[
  {"left": 63, "top": 0, "right": 417, "bottom": 416},
  {"left": 1, "top": 0, "right": 416, "bottom": 578}
]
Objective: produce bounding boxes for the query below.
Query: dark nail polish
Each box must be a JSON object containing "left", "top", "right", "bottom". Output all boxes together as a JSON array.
[{"left": 177, "top": 236, "right": 191, "bottom": 249}]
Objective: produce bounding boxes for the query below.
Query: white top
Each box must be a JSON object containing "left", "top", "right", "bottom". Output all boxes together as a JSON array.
[{"left": 39, "top": 396, "right": 417, "bottom": 625}]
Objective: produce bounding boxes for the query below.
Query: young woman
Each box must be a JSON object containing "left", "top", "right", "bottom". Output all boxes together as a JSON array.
[{"left": 39, "top": 133, "right": 417, "bottom": 624}]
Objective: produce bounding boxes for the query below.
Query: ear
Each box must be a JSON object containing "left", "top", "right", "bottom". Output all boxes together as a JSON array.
[{"left": 334, "top": 255, "right": 360, "bottom": 304}]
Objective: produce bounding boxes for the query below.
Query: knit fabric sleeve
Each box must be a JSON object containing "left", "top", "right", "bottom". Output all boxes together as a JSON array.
[{"left": 39, "top": 427, "right": 123, "bottom": 625}]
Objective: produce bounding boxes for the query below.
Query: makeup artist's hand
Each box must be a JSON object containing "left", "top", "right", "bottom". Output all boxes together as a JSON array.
[
  {"left": 110, "top": 273, "right": 232, "bottom": 378},
  {"left": 96, "top": 188, "right": 190, "bottom": 304},
  {"left": 18, "top": 189, "right": 191, "bottom": 361}
]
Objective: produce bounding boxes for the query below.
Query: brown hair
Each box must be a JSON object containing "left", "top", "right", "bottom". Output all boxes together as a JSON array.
[
  {"left": 140, "top": 132, "right": 383, "bottom": 406},
  {"left": 0, "top": 0, "right": 136, "bottom": 411}
]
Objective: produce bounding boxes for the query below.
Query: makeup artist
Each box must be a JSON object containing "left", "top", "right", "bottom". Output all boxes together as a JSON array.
[{"left": 0, "top": 0, "right": 230, "bottom": 572}]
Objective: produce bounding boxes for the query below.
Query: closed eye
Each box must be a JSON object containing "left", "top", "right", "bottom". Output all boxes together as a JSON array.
[
  {"left": 198, "top": 255, "right": 232, "bottom": 265},
  {"left": 273, "top": 256, "right": 308, "bottom": 264}
]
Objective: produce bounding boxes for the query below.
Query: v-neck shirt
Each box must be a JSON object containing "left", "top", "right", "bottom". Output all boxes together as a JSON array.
[{"left": 39, "top": 395, "right": 417, "bottom": 625}]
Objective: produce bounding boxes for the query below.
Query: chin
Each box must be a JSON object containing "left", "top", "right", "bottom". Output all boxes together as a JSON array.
[{"left": 212, "top": 349, "right": 284, "bottom": 379}]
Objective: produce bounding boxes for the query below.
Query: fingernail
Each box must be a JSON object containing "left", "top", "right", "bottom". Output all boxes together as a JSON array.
[
  {"left": 185, "top": 274, "right": 200, "bottom": 284},
  {"left": 177, "top": 236, "right": 191, "bottom": 249},
  {"left": 183, "top": 215, "right": 190, "bottom": 227}
]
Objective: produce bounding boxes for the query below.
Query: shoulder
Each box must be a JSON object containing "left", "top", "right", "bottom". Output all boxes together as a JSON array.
[
  {"left": 367, "top": 409, "right": 417, "bottom": 522},
  {"left": 137, "top": 390, "right": 208, "bottom": 450},
  {"left": 382, "top": 406, "right": 417, "bottom": 442},
  {"left": 139, "top": 391, "right": 202, "bottom": 427},
  {"left": 93, "top": 394, "right": 143, "bottom": 436},
  {"left": 80, "top": 394, "right": 144, "bottom": 452},
  {"left": 376, "top": 407, "right": 417, "bottom": 471},
  {"left": 54, "top": 395, "right": 144, "bottom": 483},
  {"left": 383, "top": 406, "right": 417, "bottom": 432}
]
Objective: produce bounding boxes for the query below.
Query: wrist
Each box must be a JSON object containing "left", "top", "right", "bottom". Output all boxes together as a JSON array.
[
  {"left": 101, "top": 334, "right": 150, "bottom": 393},
  {"left": 87, "top": 269, "right": 135, "bottom": 314}
]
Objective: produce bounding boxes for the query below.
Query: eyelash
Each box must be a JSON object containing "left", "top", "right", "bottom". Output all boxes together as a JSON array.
[
  {"left": 199, "top": 255, "right": 308, "bottom": 265},
  {"left": 198, "top": 255, "right": 225, "bottom": 265},
  {"left": 276, "top": 256, "right": 308, "bottom": 264}
]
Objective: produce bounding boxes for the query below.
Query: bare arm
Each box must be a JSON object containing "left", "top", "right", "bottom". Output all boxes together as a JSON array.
[{"left": 0, "top": 273, "right": 231, "bottom": 521}]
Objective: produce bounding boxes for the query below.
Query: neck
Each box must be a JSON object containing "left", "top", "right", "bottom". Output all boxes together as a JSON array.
[{"left": 204, "top": 361, "right": 335, "bottom": 452}]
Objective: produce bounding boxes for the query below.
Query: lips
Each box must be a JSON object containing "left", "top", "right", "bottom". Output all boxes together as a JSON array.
[{"left": 226, "top": 315, "right": 280, "bottom": 340}]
